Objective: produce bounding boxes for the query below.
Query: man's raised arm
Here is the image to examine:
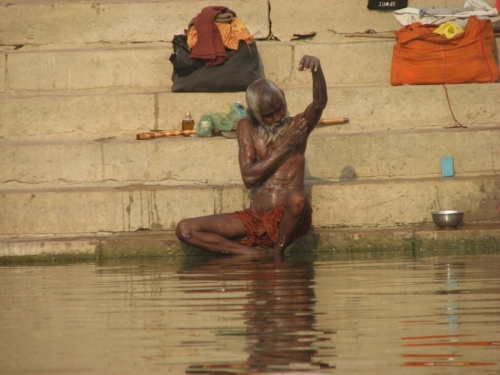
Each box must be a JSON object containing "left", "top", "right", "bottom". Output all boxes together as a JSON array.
[{"left": 298, "top": 55, "right": 328, "bottom": 132}]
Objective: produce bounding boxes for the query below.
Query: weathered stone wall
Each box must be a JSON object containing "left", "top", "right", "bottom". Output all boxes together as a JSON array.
[{"left": 0, "top": 0, "right": 499, "bottom": 254}]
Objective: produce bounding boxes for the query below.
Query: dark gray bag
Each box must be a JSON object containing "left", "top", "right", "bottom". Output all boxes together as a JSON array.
[{"left": 169, "top": 35, "right": 262, "bottom": 92}]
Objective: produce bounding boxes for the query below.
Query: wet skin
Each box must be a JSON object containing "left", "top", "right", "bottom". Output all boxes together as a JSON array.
[{"left": 175, "top": 55, "right": 328, "bottom": 256}]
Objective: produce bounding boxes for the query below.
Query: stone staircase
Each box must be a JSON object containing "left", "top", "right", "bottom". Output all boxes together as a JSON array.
[{"left": 1, "top": 0, "right": 499, "bottom": 258}]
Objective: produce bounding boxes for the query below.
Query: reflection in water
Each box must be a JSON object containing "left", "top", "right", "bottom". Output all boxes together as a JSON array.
[
  {"left": 401, "top": 260, "right": 500, "bottom": 368},
  {"left": 178, "top": 255, "right": 335, "bottom": 374},
  {"left": 1, "top": 252, "right": 499, "bottom": 374}
]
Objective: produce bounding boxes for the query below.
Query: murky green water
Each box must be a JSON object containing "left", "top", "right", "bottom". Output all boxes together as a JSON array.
[{"left": 1, "top": 251, "right": 499, "bottom": 375}]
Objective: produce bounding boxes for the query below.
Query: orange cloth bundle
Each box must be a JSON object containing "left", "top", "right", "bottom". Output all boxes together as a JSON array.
[
  {"left": 390, "top": 16, "right": 499, "bottom": 85},
  {"left": 188, "top": 18, "right": 255, "bottom": 51}
]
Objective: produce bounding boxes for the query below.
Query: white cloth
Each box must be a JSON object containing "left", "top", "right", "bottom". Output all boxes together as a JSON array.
[{"left": 393, "top": 0, "right": 500, "bottom": 26}]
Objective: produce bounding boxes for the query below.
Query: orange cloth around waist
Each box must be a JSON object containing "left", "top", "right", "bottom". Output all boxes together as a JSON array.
[
  {"left": 188, "top": 18, "right": 255, "bottom": 51},
  {"left": 228, "top": 206, "right": 312, "bottom": 247}
]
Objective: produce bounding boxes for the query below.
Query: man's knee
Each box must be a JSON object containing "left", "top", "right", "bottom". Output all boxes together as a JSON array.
[
  {"left": 286, "top": 190, "right": 309, "bottom": 215},
  {"left": 175, "top": 219, "right": 195, "bottom": 243}
]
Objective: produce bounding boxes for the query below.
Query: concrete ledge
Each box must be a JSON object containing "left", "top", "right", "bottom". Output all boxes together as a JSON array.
[
  {"left": 7, "top": 47, "right": 172, "bottom": 91},
  {"left": 269, "top": 0, "right": 496, "bottom": 42},
  {"left": 3, "top": 41, "right": 393, "bottom": 92},
  {"left": 1, "top": 136, "right": 243, "bottom": 188},
  {"left": 3, "top": 0, "right": 494, "bottom": 45},
  {"left": 0, "top": 184, "right": 250, "bottom": 236},
  {"left": 0, "top": 1, "right": 269, "bottom": 45},
  {"left": 310, "top": 176, "right": 500, "bottom": 226},
  {"left": 1, "top": 176, "right": 498, "bottom": 236},
  {"left": 0, "top": 93, "right": 156, "bottom": 141},
  {"left": 5, "top": 40, "right": 500, "bottom": 94},
  {"left": 2, "top": 126, "right": 499, "bottom": 189},
  {"left": 2, "top": 83, "right": 500, "bottom": 141},
  {"left": 1, "top": 222, "right": 499, "bottom": 261},
  {"left": 0, "top": 52, "right": 5, "bottom": 93},
  {"left": 307, "top": 126, "right": 500, "bottom": 181}
]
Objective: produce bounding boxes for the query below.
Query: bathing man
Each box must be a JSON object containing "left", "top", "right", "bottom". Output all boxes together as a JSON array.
[{"left": 175, "top": 55, "right": 328, "bottom": 256}]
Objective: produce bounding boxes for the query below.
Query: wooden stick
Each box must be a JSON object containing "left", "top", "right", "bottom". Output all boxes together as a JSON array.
[
  {"left": 221, "top": 117, "right": 349, "bottom": 138},
  {"left": 344, "top": 33, "right": 396, "bottom": 39},
  {"left": 136, "top": 130, "right": 196, "bottom": 140},
  {"left": 137, "top": 118, "right": 349, "bottom": 140},
  {"left": 318, "top": 117, "right": 349, "bottom": 125}
]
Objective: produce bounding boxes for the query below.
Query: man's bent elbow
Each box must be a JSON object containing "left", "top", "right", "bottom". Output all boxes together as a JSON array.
[{"left": 242, "top": 176, "right": 257, "bottom": 190}]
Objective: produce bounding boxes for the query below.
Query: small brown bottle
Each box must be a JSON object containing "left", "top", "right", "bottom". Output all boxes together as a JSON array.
[{"left": 182, "top": 112, "right": 194, "bottom": 137}]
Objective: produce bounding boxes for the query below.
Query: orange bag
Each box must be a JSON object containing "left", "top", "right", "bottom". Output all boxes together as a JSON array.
[{"left": 390, "top": 16, "right": 499, "bottom": 85}]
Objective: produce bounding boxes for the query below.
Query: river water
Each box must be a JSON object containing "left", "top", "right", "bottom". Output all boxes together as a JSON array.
[{"left": 1, "top": 250, "right": 499, "bottom": 374}]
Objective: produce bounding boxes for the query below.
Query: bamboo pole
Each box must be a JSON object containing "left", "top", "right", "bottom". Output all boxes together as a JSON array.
[
  {"left": 136, "top": 118, "right": 349, "bottom": 140},
  {"left": 318, "top": 117, "right": 349, "bottom": 125},
  {"left": 221, "top": 118, "right": 349, "bottom": 138},
  {"left": 136, "top": 130, "right": 196, "bottom": 140}
]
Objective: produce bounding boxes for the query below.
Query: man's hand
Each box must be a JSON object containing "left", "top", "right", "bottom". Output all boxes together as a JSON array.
[
  {"left": 298, "top": 55, "right": 321, "bottom": 72},
  {"left": 282, "top": 117, "right": 308, "bottom": 150}
]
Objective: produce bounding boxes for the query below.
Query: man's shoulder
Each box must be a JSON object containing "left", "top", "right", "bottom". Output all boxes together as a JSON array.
[
  {"left": 238, "top": 117, "right": 254, "bottom": 127},
  {"left": 237, "top": 117, "right": 256, "bottom": 134}
]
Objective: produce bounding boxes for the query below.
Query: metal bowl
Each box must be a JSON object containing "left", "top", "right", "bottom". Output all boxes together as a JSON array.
[{"left": 431, "top": 210, "right": 464, "bottom": 229}]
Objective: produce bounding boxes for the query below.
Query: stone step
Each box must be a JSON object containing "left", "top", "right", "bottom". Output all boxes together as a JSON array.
[
  {"left": 4, "top": 38, "right": 500, "bottom": 97},
  {"left": 2, "top": 126, "right": 499, "bottom": 189},
  {"left": 2, "top": 222, "right": 500, "bottom": 259},
  {"left": 269, "top": 0, "right": 498, "bottom": 42},
  {"left": 0, "top": 0, "right": 270, "bottom": 46},
  {"left": 1, "top": 175, "right": 498, "bottom": 238},
  {"left": 2, "top": 82, "right": 499, "bottom": 141},
  {"left": 1, "top": 40, "right": 400, "bottom": 94},
  {"left": 3, "top": 0, "right": 484, "bottom": 46}
]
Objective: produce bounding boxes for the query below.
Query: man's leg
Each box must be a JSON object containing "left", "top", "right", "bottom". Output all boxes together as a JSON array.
[
  {"left": 176, "top": 213, "right": 266, "bottom": 255},
  {"left": 273, "top": 190, "right": 311, "bottom": 256}
]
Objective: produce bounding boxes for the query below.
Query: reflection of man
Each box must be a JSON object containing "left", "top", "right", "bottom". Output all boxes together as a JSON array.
[
  {"left": 180, "top": 255, "right": 334, "bottom": 373},
  {"left": 176, "top": 55, "right": 328, "bottom": 256}
]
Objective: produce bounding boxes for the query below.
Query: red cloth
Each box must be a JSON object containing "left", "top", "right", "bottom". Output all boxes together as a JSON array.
[
  {"left": 228, "top": 206, "right": 312, "bottom": 247},
  {"left": 190, "top": 6, "right": 236, "bottom": 67}
]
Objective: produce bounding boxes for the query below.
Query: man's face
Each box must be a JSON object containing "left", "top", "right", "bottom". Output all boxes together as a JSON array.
[
  {"left": 258, "top": 97, "right": 286, "bottom": 128},
  {"left": 256, "top": 96, "right": 290, "bottom": 144}
]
